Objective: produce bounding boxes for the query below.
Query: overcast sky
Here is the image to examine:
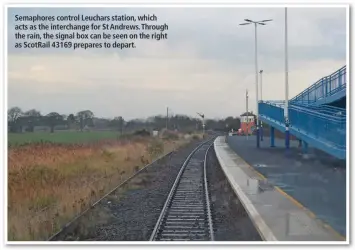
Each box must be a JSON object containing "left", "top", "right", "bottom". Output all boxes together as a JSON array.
[{"left": 7, "top": 6, "right": 347, "bottom": 120}]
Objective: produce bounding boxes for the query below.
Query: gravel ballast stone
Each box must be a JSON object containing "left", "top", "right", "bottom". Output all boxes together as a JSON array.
[
  {"left": 51, "top": 140, "right": 206, "bottom": 241},
  {"left": 206, "top": 145, "right": 262, "bottom": 241},
  {"left": 52, "top": 137, "right": 261, "bottom": 242}
]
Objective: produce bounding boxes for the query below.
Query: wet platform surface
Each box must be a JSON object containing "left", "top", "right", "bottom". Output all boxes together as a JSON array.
[
  {"left": 214, "top": 136, "right": 346, "bottom": 241},
  {"left": 226, "top": 135, "right": 346, "bottom": 237}
]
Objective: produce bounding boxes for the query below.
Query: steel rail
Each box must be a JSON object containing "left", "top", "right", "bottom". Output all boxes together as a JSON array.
[{"left": 150, "top": 138, "right": 215, "bottom": 241}]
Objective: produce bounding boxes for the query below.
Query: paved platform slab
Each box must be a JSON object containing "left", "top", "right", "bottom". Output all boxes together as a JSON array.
[
  {"left": 214, "top": 136, "right": 345, "bottom": 242},
  {"left": 227, "top": 135, "right": 346, "bottom": 237}
]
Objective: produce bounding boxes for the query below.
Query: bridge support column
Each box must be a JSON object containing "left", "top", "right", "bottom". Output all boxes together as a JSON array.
[
  {"left": 298, "top": 139, "right": 302, "bottom": 148},
  {"left": 302, "top": 140, "right": 308, "bottom": 154},
  {"left": 260, "top": 121, "right": 264, "bottom": 141},
  {"left": 256, "top": 118, "right": 260, "bottom": 148},
  {"left": 270, "top": 126, "right": 275, "bottom": 147},
  {"left": 302, "top": 140, "right": 309, "bottom": 159},
  {"left": 285, "top": 123, "right": 290, "bottom": 149}
]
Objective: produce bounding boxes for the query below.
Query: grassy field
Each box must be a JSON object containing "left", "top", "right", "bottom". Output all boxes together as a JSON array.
[
  {"left": 8, "top": 131, "right": 122, "bottom": 146},
  {"left": 7, "top": 131, "right": 200, "bottom": 241}
]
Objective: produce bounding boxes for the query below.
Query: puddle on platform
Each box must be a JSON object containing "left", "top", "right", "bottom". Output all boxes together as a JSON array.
[
  {"left": 253, "top": 164, "right": 269, "bottom": 168},
  {"left": 245, "top": 178, "right": 275, "bottom": 194},
  {"left": 258, "top": 179, "right": 275, "bottom": 192}
]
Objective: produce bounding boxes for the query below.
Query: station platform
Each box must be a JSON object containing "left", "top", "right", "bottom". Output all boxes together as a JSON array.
[
  {"left": 214, "top": 136, "right": 346, "bottom": 242},
  {"left": 227, "top": 135, "right": 346, "bottom": 237}
]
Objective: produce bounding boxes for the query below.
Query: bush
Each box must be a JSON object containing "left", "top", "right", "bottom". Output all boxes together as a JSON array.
[
  {"left": 119, "top": 133, "right": 134, "bottom": 141},
  {"left": 192, "top": 134, "right": 201, "bottom": 140},
  {"left": 162, "top": 130, "right": 179, "bottom": 140},
  {"left": 146, "top": 139, "right": 164, "bottom": 158},
  {"left": 134, "top": 129, "right": 150, "bottom": 137}
]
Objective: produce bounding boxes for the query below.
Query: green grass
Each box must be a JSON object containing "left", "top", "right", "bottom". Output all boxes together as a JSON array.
[{"left": 8, "top": 131, "right": 121, "bottom": 146}]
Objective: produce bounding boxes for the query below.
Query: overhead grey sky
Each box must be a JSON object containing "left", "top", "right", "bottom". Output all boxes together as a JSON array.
[{"left": 7, "top": 7, "right": 347, "bottom": 120}]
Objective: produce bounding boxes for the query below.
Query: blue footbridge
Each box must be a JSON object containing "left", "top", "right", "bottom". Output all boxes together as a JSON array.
[
  {"left": 213, "top": 66, "right": 347, "bottom": 241},
  {"left": 259, "top": 66, "right": 347, "bottom": 159}
]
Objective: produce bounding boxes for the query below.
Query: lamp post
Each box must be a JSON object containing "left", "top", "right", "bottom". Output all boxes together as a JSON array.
[
  {"left": 239, "top": 18, "right": 272, "bottom": 148},
  {"left": 284, "top": 8, "right": 290, "bottom": 149},
  {"left": 259, "top": 69, "right": 263, "bottom": 141},
  {"left": 259, "top": 69, "right": 263, "bottom": 101},
  {"left": 246, "top": 89, "right": 249, "bottom": 140}
]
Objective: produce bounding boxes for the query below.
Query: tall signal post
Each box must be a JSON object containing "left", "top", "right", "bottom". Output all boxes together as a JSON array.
[
  {"left": 197, "top": 112, "right": 205, "bottom": 135},
  {"left": 166, "top": 107, "right": 169, "bottom": 130}
]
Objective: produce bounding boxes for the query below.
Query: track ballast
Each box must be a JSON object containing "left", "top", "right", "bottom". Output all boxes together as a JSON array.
[{"left": 150, "top": 141, "right": 214, "bottom": 241}]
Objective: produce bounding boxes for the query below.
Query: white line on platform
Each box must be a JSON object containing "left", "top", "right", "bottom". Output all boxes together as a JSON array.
[{"left": 214, "top": 137, "right": 277, "bottom": 241}]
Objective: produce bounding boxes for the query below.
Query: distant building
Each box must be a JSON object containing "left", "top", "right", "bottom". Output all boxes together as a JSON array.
[
  {"left": 240, "top": 112, "right": 255, "bottom": 135},
  {"left": 83, "top": 125, "right": 91, "bottom": 131},
  {"left": 23, "top": 125, "right": 68, "bottom": 132}
]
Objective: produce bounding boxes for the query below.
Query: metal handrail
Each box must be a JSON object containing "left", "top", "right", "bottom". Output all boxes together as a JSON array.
[
  {"left": 260, "top": 101, "right": 345, "bottom": 122},
  {"left": 258, "top": 102, "right": 346, "bottom": 149},
  {"left": 291, "top": 65, "right": 346, "bottom": 103},
  {"left": 262, "top": 100, "right": 346, "bottom": 113}
]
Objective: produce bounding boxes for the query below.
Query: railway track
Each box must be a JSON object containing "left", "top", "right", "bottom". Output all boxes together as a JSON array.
[
  {"left": 47, "top": 137, "right": 217, "bottom": 241},
  {"left": 150, "top": 140, "right": 215, "bottom": 241},
  {"left": 47, "top": 149, "right": 176, "bottom": 241}
]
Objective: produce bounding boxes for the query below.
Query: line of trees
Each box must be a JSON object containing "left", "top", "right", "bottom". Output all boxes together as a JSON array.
[
  {"left": 8, "top": 106, "right": 245, "bottom": 134},
  {"left": 8, "top": 107, "right": 100, "bottom": 133}
]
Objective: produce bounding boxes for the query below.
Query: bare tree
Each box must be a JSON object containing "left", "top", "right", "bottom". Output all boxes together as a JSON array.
[
  {"left": 111, "top": 116, "right": 125, "bottom": 134},
  {"left": 8, "top": 107, "right": 23, "bottom": 132},
  {"left": 76, "top": 110, "right": 94, "bottom": 131},
  {"left": 67, "top": 114, "right": 76, "bottom": 129},
  {"left": 46, "top": 112, "right": 64, "bottom": 133},
  {"left": 22, "top": 109, "right": 41, "bottom": 132},
  {"left": 8, "top": 107, "right": 22, "bottom": 123},
  {"left": 23, "top": 109, "right": 41, "bottom": 117}
]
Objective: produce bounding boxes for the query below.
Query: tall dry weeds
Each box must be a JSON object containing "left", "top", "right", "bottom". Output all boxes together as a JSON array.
[{"left": 8, "top": 136, "right": 189, "bottom": 241}]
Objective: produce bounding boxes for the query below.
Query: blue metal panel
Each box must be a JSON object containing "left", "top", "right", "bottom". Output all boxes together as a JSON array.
[
  {"left": 262, "top": 100, "right": 346, "bottom": 117},
  {"left": 259, "top": 115, "right": 345, "bottom": 159},
  {"left": 258, "top": 102, "right": 346, "bottom": 159},
  {"left": 288, "top": 106, "right": 346, "bottom": 150},
  {"left": 259, "top": 116, "right": 285, "bottom": 131},
  {"left": 258, "top": 66, "right": 347, "bottom": 159},
  {"left": 307, "top": 89, "right": 346, "bottom": 106}
]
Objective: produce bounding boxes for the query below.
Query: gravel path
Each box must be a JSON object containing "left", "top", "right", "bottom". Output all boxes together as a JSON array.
[
  {"left": 206, "top": 145, "right": 262, "bottom": 241},
  {"left": 51, "top": 139, "right": 205, "bottom": 241}
]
